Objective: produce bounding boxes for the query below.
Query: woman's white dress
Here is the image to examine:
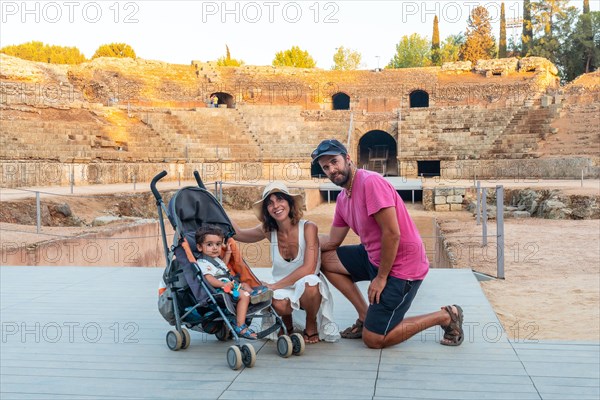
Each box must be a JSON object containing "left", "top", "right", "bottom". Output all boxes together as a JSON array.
[{"left": 268, "top": 220, "right": 339, "bottom": 342}]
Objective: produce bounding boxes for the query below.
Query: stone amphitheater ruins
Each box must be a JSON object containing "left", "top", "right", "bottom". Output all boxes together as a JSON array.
[
  {"left": 1, "top": 54, "right": 599, "bottom": 341},
  {"left": 1, "top": 53, "right": 598, "bottom": 187}
]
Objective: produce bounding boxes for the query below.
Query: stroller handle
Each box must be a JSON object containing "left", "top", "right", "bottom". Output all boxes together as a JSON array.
[
  {"left": 193, "top": 171, "right": 206, "bottom": 189},
  {"left": 151, "top": 170, "right": 168, "bottom": 201}
]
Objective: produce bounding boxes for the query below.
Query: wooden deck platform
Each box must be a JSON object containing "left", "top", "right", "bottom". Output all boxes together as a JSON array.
[{"left": 1, "top": 267, "right": 598, "bottom": 399}]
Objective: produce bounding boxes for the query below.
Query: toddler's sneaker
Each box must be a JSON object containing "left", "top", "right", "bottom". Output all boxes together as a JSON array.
[{"left": 250, "top": 286, "right": 273, "bottom": 304}]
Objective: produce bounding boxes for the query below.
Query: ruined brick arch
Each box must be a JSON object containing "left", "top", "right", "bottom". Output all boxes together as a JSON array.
[
  {"left": 409, "top": 89, "right": 430, "bottom": 108},
  {"left": 357, "top": 130, "right": 398, "bottom": 176},
  {"left": 332, "top": 92, "right": 351, "bottom": 110},
  {"left": 211, "top": 92, "right": 235, "bottom": 108}
]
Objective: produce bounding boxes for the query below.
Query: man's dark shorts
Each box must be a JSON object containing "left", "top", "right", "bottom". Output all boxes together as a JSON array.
[{"left": 336, "top": 244, "right": 422, "bottom": 336}]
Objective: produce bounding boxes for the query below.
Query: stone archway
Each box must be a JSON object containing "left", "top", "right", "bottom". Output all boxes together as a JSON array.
[
  {"left": 358, "top": 130, "right": 397, "bottom": 176},
  {"left": 410, "top": 90, "right": 429, "bottom": 108},
  {"left": 211, "top": 92, "right": 235, "bottom": 108},
  {"left": 332, "top": 92, "right": 350, "bottom": 110}
]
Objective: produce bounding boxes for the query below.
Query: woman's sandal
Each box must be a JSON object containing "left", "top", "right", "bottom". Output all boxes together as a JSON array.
[
  {"left": 340, "top": 319, "right": 364, "bottom": 339},
  {"left": 440, "top": 305, "right": 464, "bottom": 346},
  {"left": 303, "top": 329, "right": 320, "bottom": 344},
  {"left": 234, "top": 323, "right": 257, "bottom": 340}
]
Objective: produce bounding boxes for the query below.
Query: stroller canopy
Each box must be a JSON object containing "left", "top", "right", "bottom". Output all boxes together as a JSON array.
[{"left": 168, "top": 187, "right": 235, "bottom": 255}]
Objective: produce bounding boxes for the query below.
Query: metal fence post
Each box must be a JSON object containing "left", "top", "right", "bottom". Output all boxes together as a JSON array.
[
  {"left": 496, "top": 185, "right": 505, "bottom": 279},
  {"left": 476, "top": 180, "right": 481, "bottom": 225},
  {"left": 70, "top": 168, "right": 74, "bottom": 194},
  {"left": 434, "top": 219, "right": 446, "bottom": 268},
  {"left": 36, "top": 191, "right": 41, "bottom": 234},
  {"left": 219, "top": 181, "right": 223, "bottom": 204},
  {"left": 482, "top": 188, "right": 488, "bottom": 246}
]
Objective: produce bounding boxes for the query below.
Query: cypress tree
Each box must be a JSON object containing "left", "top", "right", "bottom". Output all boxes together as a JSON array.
[
  {"left": 432, "top": 16, "right": 441, "bottom": 65},
  {"left": 499, "top": 3, "right": 507, "bottom": 58},
  {"left": 582, "top": 0, "right": 594, "bottom": 72},
  {"left": 522, "top": 0, "right": 533, "bottom": 56}
]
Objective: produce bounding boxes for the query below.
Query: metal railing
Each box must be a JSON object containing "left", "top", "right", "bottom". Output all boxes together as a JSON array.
[{"left": 2, "top": 180, "right": 505, "bottom": 277}]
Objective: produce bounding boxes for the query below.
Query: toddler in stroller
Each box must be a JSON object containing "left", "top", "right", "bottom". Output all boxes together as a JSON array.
[
  {"left": 195, "top": 225, "right": 269, "bottom": 339},
  {"left": 152, "top": 170, "right": 306, "bottom": 369}
]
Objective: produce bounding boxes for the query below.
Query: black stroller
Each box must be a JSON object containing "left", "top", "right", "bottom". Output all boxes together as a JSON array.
[{"left": 151, "top": 171, "right": 305, "bottom": 369}]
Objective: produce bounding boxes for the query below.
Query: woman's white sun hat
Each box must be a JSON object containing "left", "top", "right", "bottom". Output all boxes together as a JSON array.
[{"left": 252, "top": 181, "right": 303, "bottom": 221}]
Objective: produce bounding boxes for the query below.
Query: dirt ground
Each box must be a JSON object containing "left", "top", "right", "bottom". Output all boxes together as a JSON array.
[
  {"left": 436, "top": 212, "right": 600, "bottom": 341},
  {"left": 1, "top": 186, "right": 598, "bottom": 341}
]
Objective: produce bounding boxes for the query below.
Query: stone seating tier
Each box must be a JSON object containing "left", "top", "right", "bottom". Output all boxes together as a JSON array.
[
  {"left": 2, "top": 97, "right": 593, "bottom": 165},
  {"left": 537, "top": 102, "right": 600, "bottom": 158},
  {"left": 399, "top": 107, "right": 520, "bottom": 160}
]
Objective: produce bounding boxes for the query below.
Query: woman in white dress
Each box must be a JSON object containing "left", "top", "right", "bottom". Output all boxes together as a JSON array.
[{"left": 231, "top": 182, "right": 338, "bottom": 343}]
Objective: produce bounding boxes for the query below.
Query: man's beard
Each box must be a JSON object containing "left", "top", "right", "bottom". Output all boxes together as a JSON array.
[{"left": 330, "top": 167, "right": 351, "bottom": 187}]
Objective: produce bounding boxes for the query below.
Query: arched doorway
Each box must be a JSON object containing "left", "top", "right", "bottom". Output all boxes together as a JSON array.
[
  {"left": 410, "top": 90, "right": 429, "bottom": 108},
  {"left": 332, "top": 92, "right": 350, "bottom": 110},
  {"left": 358, "top": 130, "right": 397, "bottom": 176},
  {"left": 210, "top": 92, "right": 235, "bottom": 108}
]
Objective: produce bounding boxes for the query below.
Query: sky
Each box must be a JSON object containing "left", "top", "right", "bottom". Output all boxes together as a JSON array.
[{"left": 1, "top": 1, "right": 596, "bottom": 69}]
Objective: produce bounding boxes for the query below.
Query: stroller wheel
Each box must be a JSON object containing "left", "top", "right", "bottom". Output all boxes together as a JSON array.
[
  {"left": 290, "top": 333, "right": 305, "bottom": 356},
  {"left": 227, "top": 345, "right": 243, "bottom": 370},
  {"left": 241, "top": 343, "right": 256, "bottom": 368},
  {"left": 166, "top": 330, "right": 183, "bottom": 351},
  {"left": 181, "top": 328, "right": 191, "bottom": 349},
  {"left": 215, "top": 323, "right": 231, "bottom": 342},
  {"left": 276, "top": 335, "right": 293, "bottom": 358}
]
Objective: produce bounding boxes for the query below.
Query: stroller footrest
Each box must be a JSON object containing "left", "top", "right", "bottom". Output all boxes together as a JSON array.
[
  {"left": 256, "top": 322, "right": 282, "bottom": 339},
  {"left": 247, "top": 301, "right": 271, "bottom": 314}
]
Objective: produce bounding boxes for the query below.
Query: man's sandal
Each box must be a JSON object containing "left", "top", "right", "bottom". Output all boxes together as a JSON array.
[
  {"left": 440, "top": 305, "right": 464, "bottom": 346},
  {"left": 234, "top": 323, "right": 257, "bottom": 340},
  {"left": 340, "top": 319, "right": 364, "bottom": 339}
]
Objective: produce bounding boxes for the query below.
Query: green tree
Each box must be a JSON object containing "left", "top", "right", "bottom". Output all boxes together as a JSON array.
[
  {"left": 529, "top": 1, "right": 578, "bottom": 71},
  {"left": 499, "top": 3, "right": 507, "bottom": 58},
  {"left": 272, "top": 46, "right": 316, "bottom": 68},
  {"left": 431, "top": 16, "right": 442, "bottom": 65},
  {"left": 0, "top": 41, "right": 86, "bottom": 64},
  {"left": 331, "top": 46, "right": 362, "bottom": 70},
  {"left": 460, "top": 6, "right": 497, "bottom": 63},
  {"left": 522, "top": 0, "right": 534, "bottom": 56},
  {"left": 581, "top": 0, "right": 597, "bottom": 73},
  {"left": 387, "top": 34, "right": 431, "bottom": 68},
  {"left": 440, "top": 34, "right": 465, "bottom": 63},
  {"left": 561, "top": 11, "right": 600, "bottom": 81},
  {"left": 532, "top": 0, "right": 572, "bottom": 38},
  {"left": 216, "top": 45, "right": 244, "bottom": 66},
  {"left": 92, "top": 43, "right": 136, "bottom": 59}
]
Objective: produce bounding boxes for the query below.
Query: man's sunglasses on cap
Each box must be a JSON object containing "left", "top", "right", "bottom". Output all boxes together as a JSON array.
[{"left": 311, "top": 139, "right": 347, "bottom": 163}]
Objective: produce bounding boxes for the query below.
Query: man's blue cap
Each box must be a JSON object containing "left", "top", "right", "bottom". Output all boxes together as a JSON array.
[{"left": 311, "top": 139, "right": 348, "bottom": 164}]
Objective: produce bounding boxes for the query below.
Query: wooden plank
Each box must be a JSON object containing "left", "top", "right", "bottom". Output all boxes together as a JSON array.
[{"left": 374, "top": 387, "right": 541, "bottom": 399}]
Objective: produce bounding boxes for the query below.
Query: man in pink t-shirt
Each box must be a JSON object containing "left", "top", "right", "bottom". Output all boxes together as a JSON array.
[{"left": 313, "top": 139, "right": 464, "bottom": 349}]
